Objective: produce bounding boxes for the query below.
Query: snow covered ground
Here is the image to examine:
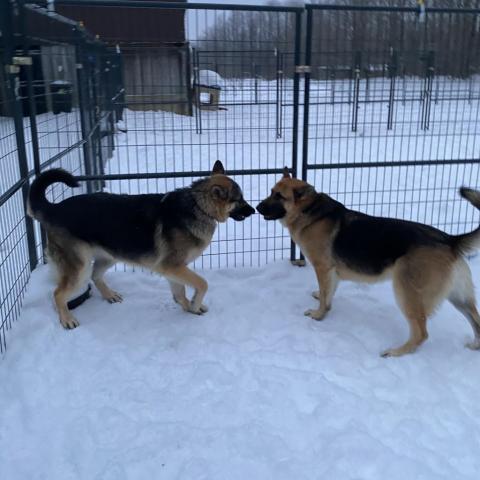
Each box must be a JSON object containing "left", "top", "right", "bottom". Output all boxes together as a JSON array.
[{"left": 1, "top": 259, "right": 480, "bottom": 479}]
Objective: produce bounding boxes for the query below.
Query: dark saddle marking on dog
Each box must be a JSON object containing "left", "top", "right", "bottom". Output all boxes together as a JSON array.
[{"left": 333, "top": 213, "right": 453, "bottom": 275}]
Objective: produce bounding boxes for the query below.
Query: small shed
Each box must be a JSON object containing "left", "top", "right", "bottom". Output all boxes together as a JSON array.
[
  {"left": 57, "top": 0, "right": 191, "bottom": 115},
  {"left": 195, "top": 70, "right": 224, "bottom": 111}
]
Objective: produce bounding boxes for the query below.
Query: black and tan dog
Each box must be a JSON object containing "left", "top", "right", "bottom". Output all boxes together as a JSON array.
[
  {"left": 28, "top": 161, "right": 254, "bottom": 329},
  {"left": 257, "top": 168, "right": 480, "bottom": 357}
]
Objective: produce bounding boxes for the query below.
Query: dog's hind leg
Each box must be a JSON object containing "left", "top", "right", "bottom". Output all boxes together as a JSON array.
[
  {"left": 92, "top": 256, "right": 122, "bottom": 303},
  {"left": 49, "top": 239, "right": 91, "bottom": 329},
  {"left": 451, "top": 300, "right": 480, "bottom": 350},
  {"left": 382, "top": 262, "right": 431, "bottom": 357},
  {"left": 162, "top": 266, "right": 208, "bottom": 315},
  {"left": 449, "top": 259, "right": 480, "bottom": 350},
  {"left": 382, "top": 248, "right": 455, "bottom": 357},
  {"left": 381, "top": 308, "right": 428, "bottom": 358}
]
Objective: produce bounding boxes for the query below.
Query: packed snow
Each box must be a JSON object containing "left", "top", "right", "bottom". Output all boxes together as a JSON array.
[{"left": 1, "top": 259, "right": 480, "bottom": 479}]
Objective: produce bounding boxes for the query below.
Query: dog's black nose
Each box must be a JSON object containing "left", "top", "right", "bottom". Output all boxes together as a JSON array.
[
  {"left": 230, "top": 202, "right": 255, "bottom": 221},
  {"left": 245, "top": 204, "right": 255, "bottom": 216},
  {"left": 256, "top": 201, "right": 266, "bottom": 214}
]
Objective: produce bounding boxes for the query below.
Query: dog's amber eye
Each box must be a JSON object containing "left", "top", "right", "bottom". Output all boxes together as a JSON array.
[{"left": 273, "top": 192, "right": 285, "bottom": 201}]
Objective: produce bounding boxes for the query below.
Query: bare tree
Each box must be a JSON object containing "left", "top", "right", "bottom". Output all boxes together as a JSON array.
[{"left": 199, "top": 0, "right": 480, "bottom": 78}]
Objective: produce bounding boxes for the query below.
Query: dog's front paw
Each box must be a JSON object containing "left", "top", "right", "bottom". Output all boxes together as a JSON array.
[
  {"left": 304, "top": 308, "right": 327, "bottom": 321},
  {"left": 105, "top": 290, "right": 123, "bottom": 304}
]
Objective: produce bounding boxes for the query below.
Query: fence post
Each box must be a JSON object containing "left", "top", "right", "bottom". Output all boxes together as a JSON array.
[
  {"left": 192, "top": 48, "right": 202, "bottom": 135},
  {"left": 91, "top": 42, "right": 105, "bottom": 190},
  {"left": 75, "top": 28, "right": 94, "bottom": 193},
  {"left": 20, "top": 7, "right": 47, "bottom": 256},
  {"left": 290, "top": 9, "right": 302, "bottom": 263},
  {"left": 351, "top": 51, "right": 361, "bottom": 133},
  {"left": 185, "top": 44, "right": 194, "bottom": 117},
  {"left": 279, "top": 53, "right": 284, "bottom": 137},
  {"left": 387, "top": 49, "right": 398, "bottom": 130},
  {"left": 2, "top": 0, "right": 38, "bottom": 270},
  {"left": 420, "top": 50, "right": 434, "bottom": 130},
  {"left": 302, "top": 7, "right": 313, "bottom": 185},
  {"left": 275, "top": 48, "right": 281, "bottom": 139},
  {"left": 254, "top": 63, "right": 259, "bottom": 104}
]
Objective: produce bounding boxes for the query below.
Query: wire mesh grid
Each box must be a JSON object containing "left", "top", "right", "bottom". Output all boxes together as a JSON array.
[
  {"left": 2, "top": 1, "right": 480, "bottom": 353},
  {"left": 304, "top": 5, "right": 480, "bottom": 240},
  {"left": 0, "top": 2, "right": 114, "bottom": 352},
  {"left": 0, "top": 103, "right": 31, "bottom": 354},
  {"left": 74, "top": 3, "right": 302, "bottom": 269}
]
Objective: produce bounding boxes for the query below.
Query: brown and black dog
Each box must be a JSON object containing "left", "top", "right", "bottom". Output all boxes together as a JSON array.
[
  {"left": 28, "top": 161, "right": 254, "bottom": 329},
  {"left": 257, "top": 168, "right": 480, "bottom": 357}
]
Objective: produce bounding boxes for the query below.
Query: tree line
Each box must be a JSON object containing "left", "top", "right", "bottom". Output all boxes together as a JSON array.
[{"left": 198, "top": 1, "right": 480, "bottom": 79}]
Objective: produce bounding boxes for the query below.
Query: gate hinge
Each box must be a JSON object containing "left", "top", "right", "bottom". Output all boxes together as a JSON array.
[
  {"left": 295, "top": 65, "right": 311, "bottom": 74},
  {"left": 12, "top": 56, "right": 33, "bottom": 66}
]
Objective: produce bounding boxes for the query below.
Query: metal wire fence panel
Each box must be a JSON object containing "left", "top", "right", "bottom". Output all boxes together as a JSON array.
[
  {"left": 0, "top": 189, "right": 31, "bottom": 354},
  {"left": 2, "top": 1, "right": 480, "bottom": 353},
  {"left": 56, "top": 1, "right": 303, "bottom": 267},
  {"left": 0, "top": 89, "right": 32, "bottom": 354},
  {"left": 303, "top": 4, "right": 480, "bottom": 237},
  {"left": 0, "top": 1, "right": 118, "bottom": 352}
]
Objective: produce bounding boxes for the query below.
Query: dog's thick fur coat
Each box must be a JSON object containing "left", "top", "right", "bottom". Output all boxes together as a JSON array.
[
  {"left": 257, "top": 169, "right": 480, "bottom": 356},
  {"left": 29, "top": 162, "right": 254, "bottom": 329}
]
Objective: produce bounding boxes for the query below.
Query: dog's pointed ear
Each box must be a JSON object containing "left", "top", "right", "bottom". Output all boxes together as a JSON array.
[
  {"left": 282, "top": 166, "right": 291, "bottom": 179},
  {"left": 212, "top": 160, "right": 225, "bottom": 176},
  {"left": 293, "top": 185, "right": 314, "bottom": 202}
]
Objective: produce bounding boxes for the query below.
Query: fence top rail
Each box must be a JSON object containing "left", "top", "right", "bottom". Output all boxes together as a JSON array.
[
  {"left": 307, "top": 3, "right": 480, "bottom": 14},
  {"left": 54, "top": 0, "right": 304, "bottom": 12}
]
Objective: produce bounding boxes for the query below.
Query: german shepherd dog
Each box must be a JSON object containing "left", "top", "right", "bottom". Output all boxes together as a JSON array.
[
  {"left": 257, "top": 168, "right": 480, "bottom": 357},
  {"left": 28, "top": 161, "right": 254, "bottom": 329}
]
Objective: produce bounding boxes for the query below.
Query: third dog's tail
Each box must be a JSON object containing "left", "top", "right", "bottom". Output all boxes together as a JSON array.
[
  {"left": 28, "top": 169, "right": 79, "bottom": 220},
  {"left": 454, "top": 187, "right": 480, "bottom": 254}
]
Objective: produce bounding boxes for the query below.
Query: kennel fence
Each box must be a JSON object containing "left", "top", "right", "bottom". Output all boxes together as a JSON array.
[{"left": 1, "top": 0, "right": 480, "bottom": 354}]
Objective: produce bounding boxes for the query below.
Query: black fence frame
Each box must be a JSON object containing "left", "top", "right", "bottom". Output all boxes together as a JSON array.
[
  {"left": 0, "top": 0, "right": 121, "bottom": 352},
  {"left": 2, "top": 0, "right": 480, "bottom": 354}
]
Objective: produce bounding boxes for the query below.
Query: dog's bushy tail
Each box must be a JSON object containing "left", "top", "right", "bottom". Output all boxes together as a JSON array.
[
  {"left": 454, "top": 187, "right": 480, "bottom": 254},
  {"left": 28, "top": 169, "right": 79, "bottom": 219}
]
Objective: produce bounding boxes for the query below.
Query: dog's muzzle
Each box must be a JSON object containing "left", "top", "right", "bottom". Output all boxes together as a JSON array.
[
  {"left": 230, "top": 201, "right": 255, "bottom": 221},
  {"left": 256, "top": 199, "right": 286, "bottom": 220}
]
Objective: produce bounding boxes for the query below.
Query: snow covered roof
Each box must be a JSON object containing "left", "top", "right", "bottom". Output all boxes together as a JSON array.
[{"left": 197, "top": 70, "right": 224, "bottom": 88}]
